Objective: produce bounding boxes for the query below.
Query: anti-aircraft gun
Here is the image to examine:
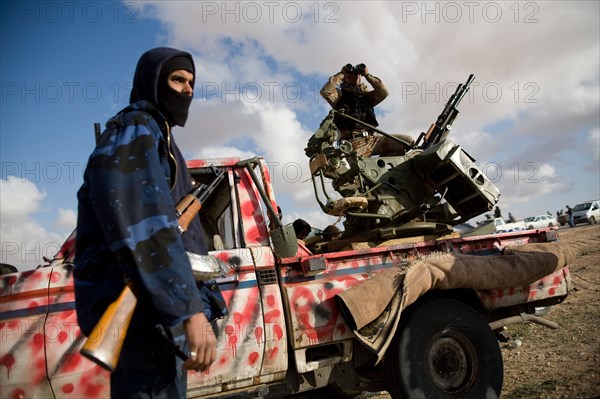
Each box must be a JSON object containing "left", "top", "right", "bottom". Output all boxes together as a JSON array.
[{"left": 305, "top": 74, "right": 500, "bottom": 248}]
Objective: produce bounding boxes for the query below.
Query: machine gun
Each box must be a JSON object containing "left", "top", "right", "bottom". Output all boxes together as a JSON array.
[{"left": 416, "top": 74, "right": 475, "bottom": 149}]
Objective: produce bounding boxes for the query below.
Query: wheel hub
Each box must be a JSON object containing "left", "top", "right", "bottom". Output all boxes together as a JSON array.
[{"left": 426, "top": 331, "right": 477, "bottom": 393}]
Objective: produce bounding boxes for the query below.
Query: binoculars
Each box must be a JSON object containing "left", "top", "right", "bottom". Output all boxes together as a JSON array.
[{"left": 343, "top": 63, "right": 366, "bottom": 75}]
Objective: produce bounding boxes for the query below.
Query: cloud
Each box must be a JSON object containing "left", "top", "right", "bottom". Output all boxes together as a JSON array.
[
  {"left": 585, "top": 127, "right": 600, "bottom": 172},
  {"left": 0, "top": 175, "right": 46, "bottom": 223},
  {"left": 140, "top": 0, "right": 599, "bottom": 221},
  {"left": 55, "top": 208, "right": 77, "bottom": 230},
  {"left": 0, "top": 177, "right": 65, "bottom": 271}
]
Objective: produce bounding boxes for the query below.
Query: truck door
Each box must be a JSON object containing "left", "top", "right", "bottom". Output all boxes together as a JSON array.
[{"left": 186, "top": 162, "right": 287, "bottom": 397}]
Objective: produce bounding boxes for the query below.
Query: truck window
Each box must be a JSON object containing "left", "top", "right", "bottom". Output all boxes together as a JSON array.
[{"left": 191, "top": 166, "right": 241, "bottom": 251}]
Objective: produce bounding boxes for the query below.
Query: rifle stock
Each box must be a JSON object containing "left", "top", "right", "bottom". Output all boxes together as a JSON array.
[
  {"left": 80, "top": 283, "right": 136, "bottom": 371},
  {"left": 80, "top": 165, "right": 225, "bottom": 371}
]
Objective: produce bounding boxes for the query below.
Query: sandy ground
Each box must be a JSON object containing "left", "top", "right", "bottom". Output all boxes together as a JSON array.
[{"left": 292, "top": 224, "right": 600, "bottom": 399}]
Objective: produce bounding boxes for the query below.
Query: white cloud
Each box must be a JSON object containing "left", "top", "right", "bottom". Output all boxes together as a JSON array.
[
  {"left": 141, "top": 0, "right": 599, "bottom": 221},
  {"left": 55, "top": 208, "right": 77, "bottom": 230},
  {"left": 586, "top": 128, "right": 600, "bottom": 169},
  {"left": 0, "top": 176, "right": 46, "bottom": 223},
  {"left": 0, "top": 177, "right": 66, "bottom": 271}
]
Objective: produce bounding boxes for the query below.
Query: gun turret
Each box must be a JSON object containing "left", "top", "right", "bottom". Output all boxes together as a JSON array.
[{"left": 305, "top": 73, "right": 499, "bottom": 248}]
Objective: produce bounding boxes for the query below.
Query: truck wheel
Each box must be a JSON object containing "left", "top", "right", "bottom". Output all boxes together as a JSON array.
[
  {"left": 590, "top": 216, "right": 596, "bottom": 224},
  {"left": 384, "top": 298, "right": 502, "bottom": 399}
]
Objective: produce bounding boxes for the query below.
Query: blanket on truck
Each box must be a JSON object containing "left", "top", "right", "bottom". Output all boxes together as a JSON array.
[{"left": 335, "top": 240, "right": 581, "bottom": 362}]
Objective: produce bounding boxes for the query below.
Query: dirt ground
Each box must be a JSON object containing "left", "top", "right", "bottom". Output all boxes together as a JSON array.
[
  {"left": 500, "top": 224, "right": 600, "bottom": 399},
  {"left": 295, "top": 224, "right": 600, "bottom": 399}
]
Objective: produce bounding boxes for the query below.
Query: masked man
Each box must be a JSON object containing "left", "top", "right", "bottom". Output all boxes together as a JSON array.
[{"left": 74, "top": 47, "right": 227, "bottom": 398}]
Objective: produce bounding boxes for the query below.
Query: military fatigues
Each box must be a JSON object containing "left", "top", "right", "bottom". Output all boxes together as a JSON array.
[{"left": 320, "top": 72, "right": 414, "bottom": 157}]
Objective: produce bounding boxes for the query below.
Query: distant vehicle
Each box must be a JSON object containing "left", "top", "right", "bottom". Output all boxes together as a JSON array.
[
  {"left": 523, "top": 214, "right": 557, "bottom": 229},
  {"left": 572, "top": 200, "right": 600, "bottom": 225},
  {"left": 462, "top": 218, "right": 526, "bottom": 237},
  {"left": 557, "top": 213, "right": 567, "bottom": 226}
]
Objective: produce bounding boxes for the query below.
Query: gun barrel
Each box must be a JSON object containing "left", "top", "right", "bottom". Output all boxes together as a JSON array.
[{"left": 420, "top": 74, "right": 475, "bottom": 148}]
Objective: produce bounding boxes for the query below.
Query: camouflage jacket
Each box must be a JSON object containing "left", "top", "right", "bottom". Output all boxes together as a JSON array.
[{"left": 74, "top": 100, "right": 226, "bottom": 336}]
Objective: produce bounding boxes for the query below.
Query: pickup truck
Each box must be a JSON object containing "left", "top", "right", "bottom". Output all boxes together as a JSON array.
[{"left": 0, "top": 157, "right": 571, "bottom": 399}]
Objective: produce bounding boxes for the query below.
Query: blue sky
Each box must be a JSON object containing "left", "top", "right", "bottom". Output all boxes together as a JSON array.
[{"left": 1, "top": 1, "right": 599, "bottom": 270}]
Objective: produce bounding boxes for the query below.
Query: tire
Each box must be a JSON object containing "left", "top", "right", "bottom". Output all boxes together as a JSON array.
[
  {"left": 528, "top": 225, "right": 534, "bottom": 230},
  {"left": 548, "top": 223, "right": 553, "bottom": 227},
  {"left": 384, "top": 298, "right": 503, "bottom": 399},
  {"left": 590, "top": 216, "right": 596, "bottom": 225}
]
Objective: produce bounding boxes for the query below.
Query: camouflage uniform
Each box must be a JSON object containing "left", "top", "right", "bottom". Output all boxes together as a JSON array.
[
  {"left": 320, "top": 72, "right": 414, "bottom": 157},
  {"left": 74, "top": 48, "right": 226, "bottom": 398}
]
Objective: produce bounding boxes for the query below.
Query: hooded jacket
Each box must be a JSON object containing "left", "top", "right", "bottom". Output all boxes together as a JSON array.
[{"left": 74, "top": 48, "right": 226, "bottom": 336}]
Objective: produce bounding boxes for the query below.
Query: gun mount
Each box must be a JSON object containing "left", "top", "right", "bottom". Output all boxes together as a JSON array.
[{"left": 305, "top": 74, "right": 500, "bottom": 247}]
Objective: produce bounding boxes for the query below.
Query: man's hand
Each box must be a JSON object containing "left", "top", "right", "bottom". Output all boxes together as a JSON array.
[{"left": 182, "top": 312, "right": 217, "bottom": 372}]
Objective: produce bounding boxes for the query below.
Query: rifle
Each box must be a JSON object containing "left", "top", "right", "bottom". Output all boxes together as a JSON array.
[
  {"left": 80, "top": 165, "right": 225, "bottom": 371},
  {"left": 418, "top": 74, "right": 475, "bottom": 149}
]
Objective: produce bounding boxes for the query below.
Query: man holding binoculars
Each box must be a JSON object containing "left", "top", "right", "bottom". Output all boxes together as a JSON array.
[{"left": 320, "top": 63, "right": 414, "bottom": 157}]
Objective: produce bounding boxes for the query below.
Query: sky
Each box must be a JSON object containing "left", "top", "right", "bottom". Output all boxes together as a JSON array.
[{"left": 1, "top": 0, "right": 599, "bottom": 271}]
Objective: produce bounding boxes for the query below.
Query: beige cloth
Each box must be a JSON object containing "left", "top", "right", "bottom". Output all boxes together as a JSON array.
[{"left": 336, "top": 240, "right": 578, "bottom": 362}]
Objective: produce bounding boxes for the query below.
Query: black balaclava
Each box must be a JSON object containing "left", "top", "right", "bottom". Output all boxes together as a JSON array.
[{"left": 129, "top": 47, "right": 196, "bottom": 127}]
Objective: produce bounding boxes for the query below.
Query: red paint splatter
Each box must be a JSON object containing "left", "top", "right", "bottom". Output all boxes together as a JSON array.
[
  {"left": 5, "top": 275, "right": 17, "bottom": 286},
  {"left": 268, "top": 347, "right": 279, "bottom": 360},
  {"left": 33, "top": 357, "right": 47, "bottom": 385},
  {"left": 218, "top": 355, "right": 228, "bottom": 366},
  {"left": 264, "top": 309, "right": 281, "bottom": 323},
  {"left": 1, "top": 353, "right": 15, "bottom": 379},
  {"left": 51, "top": 271, "right": 61, "bottom": 283},
  {"left": 549, "top": 287, "right": 555, "bottom": 296},
  {"left": 58, "top": 331, "right": 68, "bottom": 344},
  {"left": 9, "top": 388, "right": 25, "bottom": 399},
  {"left": 61, "top": 383, "right": 74, "bottom": 393},
  {"left": 266, "top": 294, "right": 275, "bottom": 307},
  {"left": 60, "top": 352, "right": 82, "bottom": 373},
  {"left": 84, "top": 382, "right": 105, "bottom": 398},
  {"left": 254, "top": 326, "right": 263, "bottom": 345},
  {"left": 33, "top": 333, "right": 44, "bottom": 350},
  {"left": 553, "top": 275, "right": 562, "bottom": 285},
  {"left": 225, "top": 324, "right": 235, "bottom": 336},
  {"left": 225, "top": 325, "right": 238, "bottom": 358},
  {"left": 248, "top": 351, "right": 259, "bottom": 366},
  {"left": 273, "top": 324, "right": 283, "bottom": 340}
]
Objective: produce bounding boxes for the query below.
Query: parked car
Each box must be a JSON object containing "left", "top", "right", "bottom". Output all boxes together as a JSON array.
[
  {"left": 523, "top": 214, "right": 557, "bottom": 229},
  {"left": 572, "top": 200, "right": 600, "bottom": 225}
]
